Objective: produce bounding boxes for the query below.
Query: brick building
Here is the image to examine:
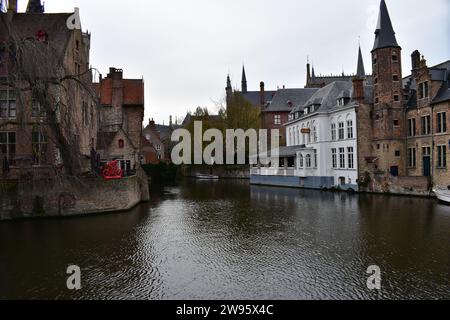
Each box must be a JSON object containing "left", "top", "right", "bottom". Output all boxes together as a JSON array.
[
  {"left": 142, "top": 118, "right": 165, "bottom": 164},
  {"left": 404, "top": 56, "right": 450, "bottom": 187},
  {"left": 0, "top": 1, "right": 98, "bottom": 178},
  {"left": 355, "top": 0, "right": 449, "bottom": 190},
  {"left": 94, "top": 68, "right": 145, "bottom": 173}
]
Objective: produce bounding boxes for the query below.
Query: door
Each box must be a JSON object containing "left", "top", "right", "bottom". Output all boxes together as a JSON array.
[
  {"left": 390, "top": 166, "right": 399, "bottom": 177},
  {"left": 423, "top": 156, "right": 431, "bottom": 177}
]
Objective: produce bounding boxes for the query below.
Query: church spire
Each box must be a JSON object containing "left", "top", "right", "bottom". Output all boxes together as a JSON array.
[
  {"left": 356, "top": 45, "right": 366, "bottom": 78},
  {"left": 241, "top": 66, "right": 247, "bottom": 94},
  {"left": 26, "top": 0, "right": 44, "bottom": 13},
  {"left": 226, "top": 74, "right": 232, "bottom": 90},
  {"left": 372, "top": 0, "right": 399, "bottom": 51}
]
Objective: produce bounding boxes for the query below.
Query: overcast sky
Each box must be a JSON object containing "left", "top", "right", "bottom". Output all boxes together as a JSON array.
[{"left": 18, "top": 0, "right": 450, "bottom": 125}]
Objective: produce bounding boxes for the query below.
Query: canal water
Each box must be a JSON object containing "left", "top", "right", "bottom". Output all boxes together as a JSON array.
[{"left": 1, "top": 179, "right": 449, "bottom": 300}]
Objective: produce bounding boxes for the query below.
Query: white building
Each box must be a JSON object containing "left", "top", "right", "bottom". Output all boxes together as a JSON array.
[
  {"left": 252, "top": 79, "right": 371, "bottom": 191},
  {"left": 286, "top": 81, "right": 358, "bottom": 190}
]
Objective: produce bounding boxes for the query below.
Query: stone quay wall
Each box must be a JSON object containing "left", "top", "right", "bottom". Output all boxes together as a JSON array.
[{"left": 0, "top": 168, "right": 150, "bottom": 221}]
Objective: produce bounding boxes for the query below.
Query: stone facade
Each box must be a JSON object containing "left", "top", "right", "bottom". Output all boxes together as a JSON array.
[
  {"left": 370, "top": 46, "right": 407, "bottom": 177},
  {"left": 0, "top": 6, "right": 98, "bottom": 178},
  {"left": 404, "top": 55, "right": 450, "bottom": 189},
  {"left": 356, "top": 1, "right": 450, "bottom": 192},
  {"left": 0, "top": 167, "right": 150, "bottom": 220},
  {"left": 1, "top": 3, "right": 150, "bottom": 220}
]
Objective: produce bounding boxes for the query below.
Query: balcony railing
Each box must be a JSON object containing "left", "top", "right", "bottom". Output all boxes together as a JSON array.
[{"left": 251, "top": 167, "right": 297, "bottom": 177}]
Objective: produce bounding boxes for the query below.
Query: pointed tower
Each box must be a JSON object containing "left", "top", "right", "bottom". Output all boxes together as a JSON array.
[
  {"left": 26, "top": 0, "right": 45, "bottom": 13},
  {"left": 311, "top": 65, "right": 316, "bottom": 79},
  {"left": 226, "top": 74, "right": 232, "bottom": 109},
  {"left": 356, "top": 45, "right": 366, "bottom": 78},
  {"left": 371, "top": 0, "right": 406, "bottom": 176},
  {"left": 241, "top": 66, "right": 248, "bottom": 94}
]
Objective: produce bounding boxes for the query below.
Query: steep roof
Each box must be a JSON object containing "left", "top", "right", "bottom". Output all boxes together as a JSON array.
[
  {"left": 94, "top": 78, "right": 144, "bottom": 106},
  {"left": 123, "top": 79, "right": 144, "bottom": 105},
  {"left": 432, "top": 71, "right": 450, "bottom": 105},
  {"left": 372, "top": 0, "right": 400, "bottom": 51},
  {"left": 242, "top": 90, "right": 277, "bottom": 106},
  {"left": 357, "top": 46, "right": 366, "bottom": 78},
  {"left": 0, "top": 12, "right": 74, "bottom": 78},
  {"left": 26, "top": 0, "right": 45, "bottom": 13},
  {"left": 289, "top": 81, "right": 373, "bottom": 121},
  {"left": 403, "top": 59, "right": 450, "bottom": 106},
  {"left": 264, "top": 88, "right": 318, "bottom": 113}
]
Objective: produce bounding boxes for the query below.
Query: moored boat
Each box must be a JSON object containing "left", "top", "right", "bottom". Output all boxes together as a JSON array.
[
  {"left": 433, "top": 188, "right": 450, "bottom": 204},
  {"left": 195, "top": 174, "right": 219, "bottom": 180}
]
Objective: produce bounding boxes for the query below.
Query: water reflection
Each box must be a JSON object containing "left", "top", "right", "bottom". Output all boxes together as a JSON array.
[{"left": 0, "top": 180, "right": 449, "bottom": 299}]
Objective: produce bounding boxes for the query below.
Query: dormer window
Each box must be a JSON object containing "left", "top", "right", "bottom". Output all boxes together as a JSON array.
[{"left": 337, "top": 98, "right": 347, "bottom": 107}]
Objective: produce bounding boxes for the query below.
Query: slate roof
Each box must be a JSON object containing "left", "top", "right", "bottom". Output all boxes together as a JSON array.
[
  {"left": 373, "top": 0, "right": 400, "bottom": 51},
  {"left": 432, "top": 72, "right": 450, "bottom": 105},
  {"left": 264, "top": 88, "right": 318, "bottom": 113},
  {"left": 288, "top": 80, "right": 373, "bottom": 122},
  {"left": 242, "top": 91, "right": 277, "bottom": 106},
  {"left": 403, "top": 59, "right": 450, "bottom": 106},
  {"left": 302, "top": 81, "right": 353, "bottom": 113}
]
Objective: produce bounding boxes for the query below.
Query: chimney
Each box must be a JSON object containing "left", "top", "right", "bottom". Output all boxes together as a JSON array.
[
  {"left": 352, "top": 77, "right": 364, "bottom": 102},
  {"left": 260, "top": 81, "right": 265, "bottom": 107},
  {"left": 411, "top": 50, "right": 421, "bottom": 70},
  {"left": 306, "top": 61, "right": 311, "bottom": 84},
  {"left": 169, "top": 116, "right": 173, "bottom": 127},
  {"left": 107, "top": 67, "right": 123, "bottom": 80},
  {"left": 8, "top": 0, "right": 18, "bottom": 13}
]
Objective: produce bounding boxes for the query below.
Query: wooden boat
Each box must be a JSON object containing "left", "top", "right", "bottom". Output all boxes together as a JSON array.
[
  {"left": 195, "top": 174, "right": 219, "bottom": 180},
  {"left": 433, "top": 188, "right": 450, "bottom": 204}
]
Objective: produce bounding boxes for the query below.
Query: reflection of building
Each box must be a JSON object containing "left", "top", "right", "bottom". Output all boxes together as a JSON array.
[
  {"left": 252, "top": 0, "right": 450, "bottom": 193},
  {"left": 142, "top": 119, "right": 164, "bottom": 164},
  {"left": 252, "top": 47, "right": 369, "bottom": 190},
  {"left": 94, "top": 68, "right": 144, "bottom": 173},
  {"left": 262, "top": 88, "right": 317, "bottom": 146}
]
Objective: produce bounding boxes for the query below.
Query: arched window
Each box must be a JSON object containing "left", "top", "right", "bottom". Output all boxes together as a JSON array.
[
  {"left": 299, "top": 154, "right": 304, "bottom": 168},
  {"left": 118, "top": 139, "right": 124, "bottom": 149}
]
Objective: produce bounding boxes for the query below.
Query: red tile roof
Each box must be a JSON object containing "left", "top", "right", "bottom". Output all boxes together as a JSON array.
[{"left": 94, "top": 77, "right": 144, "bottom": 106}]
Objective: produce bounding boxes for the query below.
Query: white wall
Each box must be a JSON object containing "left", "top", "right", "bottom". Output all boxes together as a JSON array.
[{"left": 285, "top": 106, "right": 358, "bottom": 186}]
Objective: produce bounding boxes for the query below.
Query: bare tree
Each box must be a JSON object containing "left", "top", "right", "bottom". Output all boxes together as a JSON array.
[{"left": 0, "top": 13, "right": 98, "bottom": 176}]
